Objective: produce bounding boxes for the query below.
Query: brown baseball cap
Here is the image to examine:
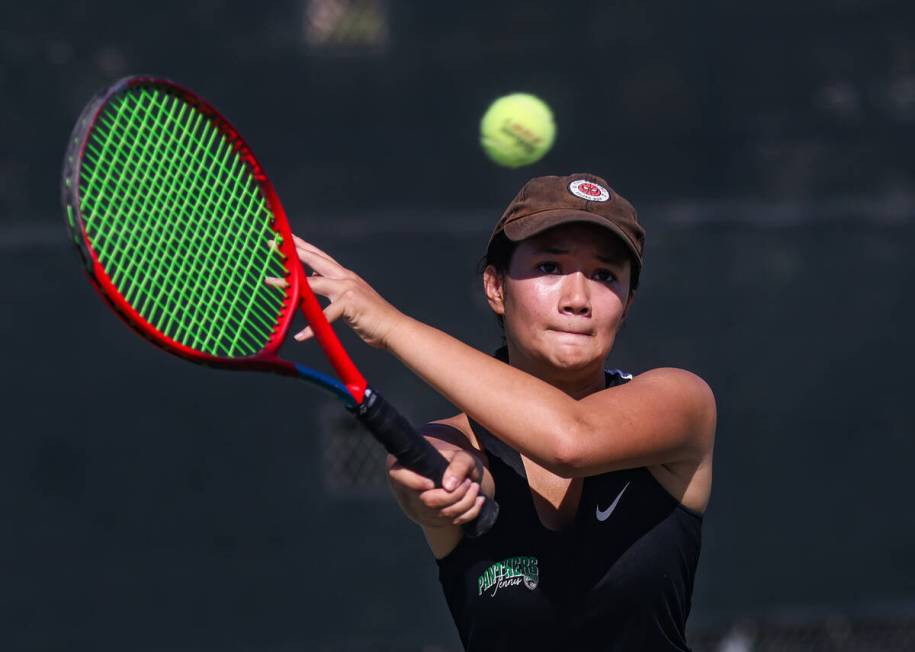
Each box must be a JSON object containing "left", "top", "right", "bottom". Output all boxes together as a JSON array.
[{"left": 487, "top": 173, "right": 645, "bottom": 275}]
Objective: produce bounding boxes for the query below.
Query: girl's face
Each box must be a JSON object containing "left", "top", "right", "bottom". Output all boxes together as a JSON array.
[{"left": 485, "top": 223, "right": 634, "bottom": 374}]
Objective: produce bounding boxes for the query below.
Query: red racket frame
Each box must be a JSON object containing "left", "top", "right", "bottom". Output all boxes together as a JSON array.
[
  {"left": 62, "top": 75, "right": 500, "bottom": 537},
  {"left": 62, "top": 76, "right": 368, "bottom": 403}
]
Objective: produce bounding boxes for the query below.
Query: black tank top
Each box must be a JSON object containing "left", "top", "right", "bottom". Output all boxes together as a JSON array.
[{"left": 435, "top": 369, "right": 702, "bottom": 651}]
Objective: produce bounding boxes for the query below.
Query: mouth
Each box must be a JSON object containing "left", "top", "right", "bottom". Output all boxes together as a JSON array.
[{"left": 549, "top": 328, "right": 593, "bottom": 337}]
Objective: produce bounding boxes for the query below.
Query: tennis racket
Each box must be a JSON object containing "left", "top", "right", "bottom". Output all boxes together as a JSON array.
[{"left": 61, "top": 75, "right": 498, "bottom": 537}]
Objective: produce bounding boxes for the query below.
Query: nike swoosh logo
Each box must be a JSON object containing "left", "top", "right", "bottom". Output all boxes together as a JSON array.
[{"left": 595, "top": 482, "right": 630, "bottom": 522}]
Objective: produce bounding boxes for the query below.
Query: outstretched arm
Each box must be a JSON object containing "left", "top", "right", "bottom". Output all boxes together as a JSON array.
[
  {"left": 386, "top": 317, "right": 716, "bottom": 477},
  {"left": 270, "top": 237, "right": 715, "bottom": 478}
]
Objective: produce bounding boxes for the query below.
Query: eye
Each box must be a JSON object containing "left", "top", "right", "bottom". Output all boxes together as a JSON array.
[
  {"left": 593, "top": 268, "right": 617, "bottom": 283},
  {"left": 537, "top": 261, "right": 561, "bottom": 274}
]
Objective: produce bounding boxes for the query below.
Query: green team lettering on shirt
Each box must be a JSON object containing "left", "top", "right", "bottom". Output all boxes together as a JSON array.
[{"left": 477, "top": 556, "right": 540, "bottom": 597}]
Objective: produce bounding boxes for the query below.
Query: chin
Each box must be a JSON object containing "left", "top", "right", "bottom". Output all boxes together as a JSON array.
[
  {"left": 546, "top": 347, "right": 602, "bottom": 371},
  {"left": 553, "top": 339, "right": 617, "bottom": 370}
]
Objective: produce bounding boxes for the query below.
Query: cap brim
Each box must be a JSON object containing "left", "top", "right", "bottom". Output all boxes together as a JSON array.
[{"left": 501, "top": 209, "right": 642, "bottom": 266}]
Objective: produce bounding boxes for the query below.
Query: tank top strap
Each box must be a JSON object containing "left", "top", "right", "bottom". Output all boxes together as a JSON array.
[{"left": 604, "top": 367, "right": 633, "bottom": 387}]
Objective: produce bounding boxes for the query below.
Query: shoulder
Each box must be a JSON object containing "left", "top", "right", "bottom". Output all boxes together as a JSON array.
[
  {"left": 610, "top": 368, "right": 715, "bottom": 510},
  {"left": 629, "top": 367, "right": 715, "bottom": 403},
  {"left": 626, "top": 367, "right": 717, "bottom": 446},
  {"left": 587, "top": 366, "right": 716, "bottom": 456}
]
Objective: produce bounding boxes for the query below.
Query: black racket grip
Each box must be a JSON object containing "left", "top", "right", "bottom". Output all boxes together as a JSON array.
[{"left": 349, "top": 387, "right": 499, "bottom": 538}]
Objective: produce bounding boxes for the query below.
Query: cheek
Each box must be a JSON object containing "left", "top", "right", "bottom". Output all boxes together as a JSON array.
[
  {"left": 505, "top": 279, "right": 555, "bottom": 321},
  {"left": 594, "top": 290, "right": 628, "bottom": 329}
]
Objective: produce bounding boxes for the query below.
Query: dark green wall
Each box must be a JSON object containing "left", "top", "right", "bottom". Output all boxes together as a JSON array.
[{"left": 3, "top": 1, "right": 914, "bottom": 648}]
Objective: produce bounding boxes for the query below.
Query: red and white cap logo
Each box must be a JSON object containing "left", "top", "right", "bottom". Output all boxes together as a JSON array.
[{"left": 569, "top": 179, "right": 610, "bottom": 202}]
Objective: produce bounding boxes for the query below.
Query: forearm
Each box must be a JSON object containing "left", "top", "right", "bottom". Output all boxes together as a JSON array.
[
  {"left": 387, "top": 480, "right": 433, "bottom": 526},
  {"left": 393, "top": 482, "right": 464, "bottom": 559},
  {"left": 385, "top": 316, "right": 581, "bottom": 473}
]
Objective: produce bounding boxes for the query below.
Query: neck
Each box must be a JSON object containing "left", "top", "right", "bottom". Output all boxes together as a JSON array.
[{"left": 505, "top": 342, "right": 606, "bottom": 400}]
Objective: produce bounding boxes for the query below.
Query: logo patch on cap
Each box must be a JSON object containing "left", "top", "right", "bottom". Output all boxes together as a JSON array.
[{"left": 568, "top": 179, "right": 610, "bottom": 202}]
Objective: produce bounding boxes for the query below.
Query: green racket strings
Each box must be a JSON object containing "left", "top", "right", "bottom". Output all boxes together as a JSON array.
[{"left": 77, "top": 86, "right": 288, "bottom": 358}]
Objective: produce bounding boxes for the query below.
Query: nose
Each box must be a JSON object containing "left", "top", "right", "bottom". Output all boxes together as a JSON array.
[{"left": 559, "top": 272, "right": 591, "bottom": 317}]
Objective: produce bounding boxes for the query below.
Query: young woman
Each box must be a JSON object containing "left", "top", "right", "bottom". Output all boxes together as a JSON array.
[{"left": 276, "top": 173, "right": 715, "bottom": 651}]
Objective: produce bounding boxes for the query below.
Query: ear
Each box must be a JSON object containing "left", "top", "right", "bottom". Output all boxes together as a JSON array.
[{"left": 483, "top": 265, "right": 506, "bottom": 316}]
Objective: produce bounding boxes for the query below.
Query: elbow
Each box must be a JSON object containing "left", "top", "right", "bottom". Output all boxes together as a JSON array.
[
  {"left": 550, "top": 410, "right": 606, "bottom": 478},
  {"left": 550, "top": 425, "right": 584, "bottom": 479}
]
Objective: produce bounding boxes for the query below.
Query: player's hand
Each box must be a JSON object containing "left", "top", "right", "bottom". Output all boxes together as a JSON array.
[
  {"left": 387, "top": 449, "right": 487, "bottom": 528},
  {"left": 265, "top": 234, "right": 407, "bottom": 349}
]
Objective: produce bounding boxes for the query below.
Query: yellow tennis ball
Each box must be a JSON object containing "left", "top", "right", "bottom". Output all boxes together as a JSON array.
[{"left": 480, "top": 93, "right": 556, "bottom": 168}]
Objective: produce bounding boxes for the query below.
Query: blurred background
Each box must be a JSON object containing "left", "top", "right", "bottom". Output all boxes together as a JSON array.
[{"left": 2, "top": 1, "right": 914, "bottom": 650}]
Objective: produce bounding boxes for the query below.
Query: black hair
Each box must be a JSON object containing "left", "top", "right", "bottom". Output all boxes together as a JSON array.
[{"left": 476, "top": 232, "right": 518, "bottom": 334}]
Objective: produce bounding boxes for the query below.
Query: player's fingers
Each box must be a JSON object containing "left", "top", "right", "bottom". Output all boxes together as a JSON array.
[
  {"left": 293, "top": 301, "right": 345, "bottom": 341},
  {"left": 264, "top": 276, "right": 288, "bottom": 288},
  {"left": 292, "top": 236, "right": 351, "bottom": 278},
  {"left": 267, "top": 238, "right": 322, "bottom": 279},
  {"left": 420, "top": 479, "right": 472, "bottom": 509},
  {"left": 453, "top": 496, "right": 486, "bottom": 526},
  {"left": 293, "top": 234, "right": 341, "bottom": 265},
  {"left": 387, "top": 462, "right": 436, "bottom": 491},
  {"left": 304, "top": 274, "right": 346, "bottom": 299},
  {"left": 442, "top": 451, "right": 479, "bottom": 490},
  {"left": 294, "top": 247, "right": 343, "bottom": 279},
  {"left": 292, "top": 326, "right": 313, "bottom": 342},
  {"left": 440, "top": 481, "right": 481, "bottom": 519},
  {"left": 295, "top": 239, "right": 362, "bottom": 283}
]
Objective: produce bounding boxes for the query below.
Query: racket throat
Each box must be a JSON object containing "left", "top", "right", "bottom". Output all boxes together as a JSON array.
[{"left": 292, "top": 362, "right": 361, "bottom": 406}]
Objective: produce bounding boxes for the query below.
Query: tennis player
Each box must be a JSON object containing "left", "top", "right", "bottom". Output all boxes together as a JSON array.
[{"left": 290, "top": 173, "right": 715, "bottom": 651}]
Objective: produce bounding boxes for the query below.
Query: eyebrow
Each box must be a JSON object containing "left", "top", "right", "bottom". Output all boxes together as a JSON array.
[{"left": 536, "top": 245, "right": 622, "bottom": 265}]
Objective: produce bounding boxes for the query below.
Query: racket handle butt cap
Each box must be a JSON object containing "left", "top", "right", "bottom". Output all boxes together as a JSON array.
[{"left": 463, "top": 497, "right": 499, "bottom": 538}]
